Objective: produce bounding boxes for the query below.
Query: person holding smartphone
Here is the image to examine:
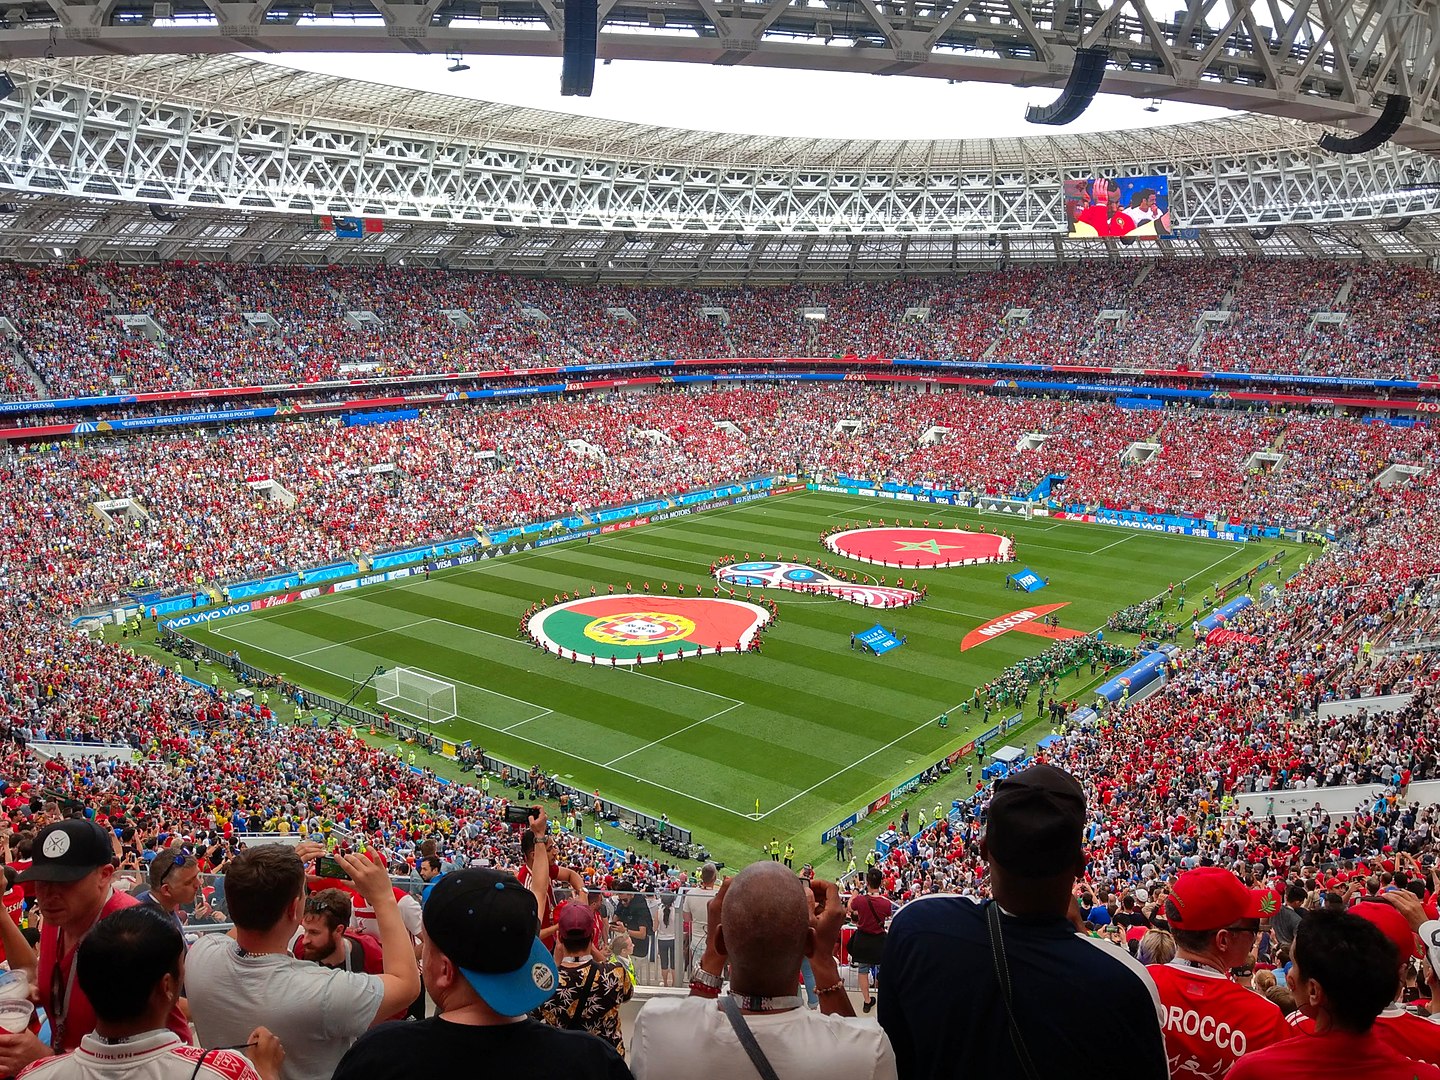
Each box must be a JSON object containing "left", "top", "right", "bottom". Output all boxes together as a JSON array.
[
  {"left": 513, "top": 807, "right": 586, "bottom": 945},
  {"left": 185, "top": 844, "right": 420, "bottom": 1080}
]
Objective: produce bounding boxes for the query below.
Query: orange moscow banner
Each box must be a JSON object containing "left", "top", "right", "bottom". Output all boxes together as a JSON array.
[{"left": 960, "top": 602, "right": 1080, "bottom": 651}]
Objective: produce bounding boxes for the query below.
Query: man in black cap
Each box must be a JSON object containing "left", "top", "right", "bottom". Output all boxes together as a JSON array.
[
  {"left": 0, "top": 820, "right": 190, "bottom": 1076},
  {"left": 332, "top": 868, "right": 631, "bottom": 1079},
  {"left": 19, "top": 906, "right": 285, "bottom": 1080},
  {"left": 878, "top": 765, "right": 1168, "bottom": 1080}
]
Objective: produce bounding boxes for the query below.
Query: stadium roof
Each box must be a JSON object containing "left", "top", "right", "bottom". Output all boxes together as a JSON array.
[
  {"left": 3, "top": 192, "right": 1435, "bottom": 278},
  {"left": 16, "top": 53, "right": 1324, "bottom": 170}
]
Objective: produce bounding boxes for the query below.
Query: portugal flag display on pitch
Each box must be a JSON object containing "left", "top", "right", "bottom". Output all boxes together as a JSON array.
[{"left": 527, "top": 594, "right": 771, "bottom": 665}]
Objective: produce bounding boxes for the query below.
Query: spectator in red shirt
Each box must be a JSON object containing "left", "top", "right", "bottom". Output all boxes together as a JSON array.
[
  {"left": 1148, "top": 867, "right": 1292, "bottom": 1077},
  {"left": 1230, "top": 909, "right": 1440, "bottom": 1080},
  {"left": 845, "top": 868, "right": 892, "bottom": 1014},
  {"left": 0, "top": 820, "right": 189, "bottom": 1076},
  {"left": 1348, "top": 899, "right": 1440, "bottom": 1067}
]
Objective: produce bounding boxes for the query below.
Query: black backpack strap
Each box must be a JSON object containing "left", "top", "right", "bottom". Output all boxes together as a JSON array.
[
  {"left": 563, "top": 960, "right": 600, "bottom": 1029},
  {"left": 720, "top": 996, "right": 782, "bottom": 1080},
  {"left": 345, "top": 934, "right": 367, "bottom": 974},
  {"left": 986, "top": 901, "right": 1042, "bottom": 1080}
]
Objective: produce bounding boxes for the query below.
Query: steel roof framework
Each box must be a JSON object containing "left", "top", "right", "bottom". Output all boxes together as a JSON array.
[
  {"left": 0, "top": 0, "right": 1438, "bottom": 152},
  {"left": 2, "top": 59, "right": 1439, "bottom": 256},
  {"left": 0, "top": 192, "right": 1434, "bottom": 278}
]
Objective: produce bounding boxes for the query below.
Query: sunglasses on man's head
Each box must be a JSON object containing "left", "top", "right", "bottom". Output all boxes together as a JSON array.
[{"left": 159, "top": 853, "right": 194, "bottom": 882}]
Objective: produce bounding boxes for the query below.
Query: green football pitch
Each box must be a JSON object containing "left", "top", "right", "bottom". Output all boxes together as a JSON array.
[{"left": 185, "top": 491, "right": 1292, "bottom": 867}]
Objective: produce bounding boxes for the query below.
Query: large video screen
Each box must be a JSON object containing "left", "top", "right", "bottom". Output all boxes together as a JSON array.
[{"left": 1064, "top": 175, "right": 1173, "bottom": 239}]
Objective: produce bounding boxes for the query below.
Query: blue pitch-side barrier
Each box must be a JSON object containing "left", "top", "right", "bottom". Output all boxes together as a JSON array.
[
  {"left": 489, "top": 478, "right": 778, "bottom": 547},
  {"left": 151, "top": 593, "right": 202, "bottom": 617},
  {"left": 226, "top": 572, "right": 302, "bottom": 601},
  {"left": 857, "top": 624, "right": 903, "bottom": 655},
  {"left": 129, "top": 590, "right": 206, "bottom": 617},
  {"left": 1072, "top": 505, "right": 1276, "bottom": 542},
  {"left": 302, "top": 562, "right": 361, "bottom": 585},
  {"left": 1093, "top": 647, "right": 1173, "bottom": 705},
  {"left": 1117, "top": 396, "right": 1166, "bottom": 410},
  {"left": 595, "top": 500, "right": 667, "bottom": 523},
  {"left": 834, "top": 475, "right": 987, "bottom": 501},
  {"left": 1198, "top": 594, "right": 1254, "bottom": 632},
  {"left": 1009, "top": 568, "right": 1045, "bottom": 593},
  {"left": 371, "top": 540, "right": 476, "bottom": 572}
]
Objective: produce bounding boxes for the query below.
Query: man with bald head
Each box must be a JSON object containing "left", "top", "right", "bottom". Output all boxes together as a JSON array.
[{"left": 629, "top": 862, "right": 896, "bottom": 1080}]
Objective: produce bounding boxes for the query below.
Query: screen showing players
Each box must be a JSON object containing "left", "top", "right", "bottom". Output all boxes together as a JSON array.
[{"left": 1064, "top": 175, "right": 1173, "bottom": 239}]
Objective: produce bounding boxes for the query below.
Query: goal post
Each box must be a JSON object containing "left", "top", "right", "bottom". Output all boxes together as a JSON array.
[
  {"left": 975, "top": 494, "right": 1034, "bottom": 518},
  {"left": 375, "top": 667, "right": 458, "bottom": 726}
]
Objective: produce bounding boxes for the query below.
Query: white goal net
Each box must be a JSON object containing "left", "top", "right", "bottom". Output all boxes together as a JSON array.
[
  {"left": 375, "top": 667, "right": 458, "bottom": 725},
  {"left": 975, "top": 495, "right": 1034, "bottom": 518}
]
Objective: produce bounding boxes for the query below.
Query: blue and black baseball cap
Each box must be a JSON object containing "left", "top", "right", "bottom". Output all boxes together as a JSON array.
[{"left": 422, "top": 868, "right": 557, "bottom": 1015}]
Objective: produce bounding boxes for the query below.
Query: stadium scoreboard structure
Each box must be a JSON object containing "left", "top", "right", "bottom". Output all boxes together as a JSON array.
[{"left": 0, "top": 36, "right": 1435, "bottom": 275}]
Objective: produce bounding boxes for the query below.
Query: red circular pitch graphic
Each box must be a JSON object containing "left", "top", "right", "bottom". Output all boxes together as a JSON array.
[{"left": 825, "top": 527, "right": 1012, "bottom": 570}]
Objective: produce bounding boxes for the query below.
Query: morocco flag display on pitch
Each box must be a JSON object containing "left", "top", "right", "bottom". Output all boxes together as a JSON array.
[{"left": 528, "top": 594, "right": 771, "bottom": 665}]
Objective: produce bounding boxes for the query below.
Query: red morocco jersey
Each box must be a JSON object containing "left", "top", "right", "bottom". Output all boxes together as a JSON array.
[
  {"left": 1149, "top": 960, "right": 1293, "bottom": 1077},
  {"left": 1227, "top": 1028, "right": 1440, "bottom": 1080},
  {"left": 1375, "top": 1006, "right": 1440, "bottom": 1067},
  {"left": 1288, "top": 1004, "right": 1440, "bottom": 1065}
]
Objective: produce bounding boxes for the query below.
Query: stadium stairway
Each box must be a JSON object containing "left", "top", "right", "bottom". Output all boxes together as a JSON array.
[
  {"left": 6, "top": 340, "right": 50, "bottom": 398},
  {"left": 979, "top": 322, "right": 1006, "bottom": 359},
  {"left": 87, "top": 266, "right": 121, "bottom": 307},
  {"left": 1332, "top": 273, "right": 1356, "bottom": 310},
  {"left": 209, "top": 267, "right": 239, "bottom": 299}
]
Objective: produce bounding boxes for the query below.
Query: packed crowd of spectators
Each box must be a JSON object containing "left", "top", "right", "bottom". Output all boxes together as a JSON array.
[
  {"left": 4, "top": 384, "right": 1433, "bottom": 612},
  {"left": 1, "top": 364, "right": 1440, "bottom": 1075},
  {"left": 869, "top": 470, "right": 1440, "bottom": 909},
  {"left": 3, "top": 258, "right": 1440, "bottom": 400}
]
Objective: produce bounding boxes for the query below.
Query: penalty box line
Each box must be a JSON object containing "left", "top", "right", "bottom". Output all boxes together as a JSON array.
[
  {"left": 369, "top": 618, "right": 763, "bottom": 818},
  {"left": 212, "top": 616, "right": 554, "bottom": 727},
  {"left": 602, "top": 701, "right": 745, "bottom": 768},
  {"left": 218, "top": 626, "right": 755, "bottom": 819}
]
